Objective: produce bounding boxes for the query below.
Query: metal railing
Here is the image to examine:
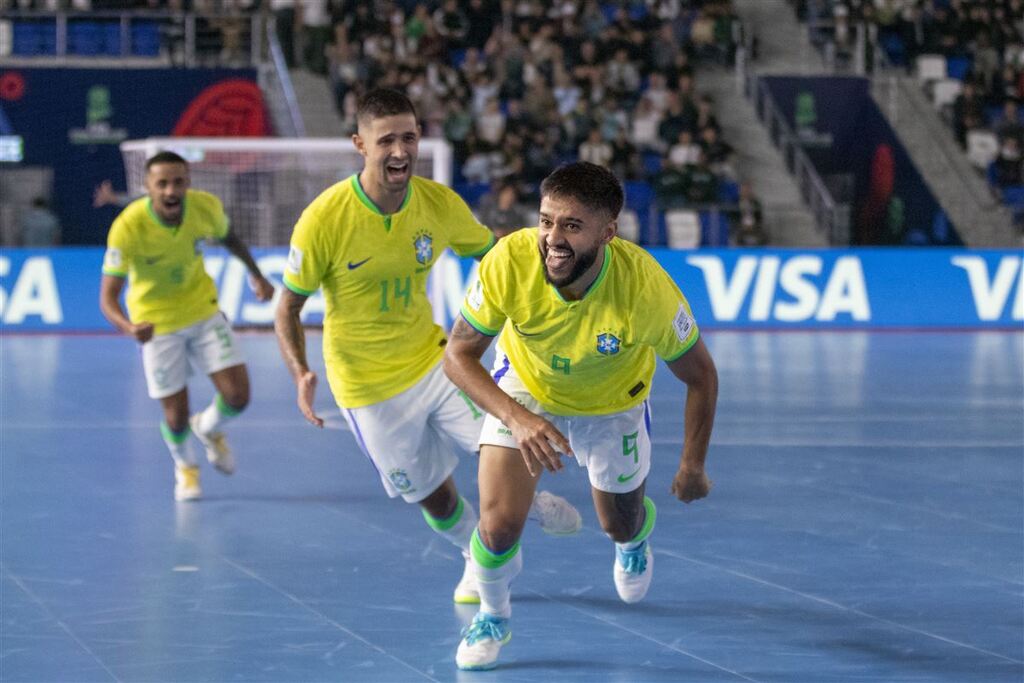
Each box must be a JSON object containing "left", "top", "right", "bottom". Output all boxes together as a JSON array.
[
  {"left": 0, "top": 10, "right": 264, "bottom": 67},
  {"left": 749, "top": 74, "right": 850, "bottom": 245},
  {"left": 259, "top": 19, "right": 304, "bottom": 137}
]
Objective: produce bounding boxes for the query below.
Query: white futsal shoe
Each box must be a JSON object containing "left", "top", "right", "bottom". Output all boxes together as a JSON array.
[
  {"left": 456, "top": 612, "right": 511, "bottom": 671},
  {"left": 453, "top": 551, "right": 480, "bottom": 604},
  {"left": 190, "top": 415, "right": 235, "bottom": 475},
  {"left": 613, "top": 540, "right": 653, "bottom": 603},
  {"left": 528, "top": 490, "right": 582, "bottom": 535}
]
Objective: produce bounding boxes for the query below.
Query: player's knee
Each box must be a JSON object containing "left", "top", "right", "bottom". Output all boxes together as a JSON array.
[
  {"left": 221, "top": 389, "right": 249, "bottom": 412},
  {"left": 600, "top": 517, "right": 639, "bottom": 544},
  {"left": 477, "top": 521, "right": 520, "bottom": 555}
]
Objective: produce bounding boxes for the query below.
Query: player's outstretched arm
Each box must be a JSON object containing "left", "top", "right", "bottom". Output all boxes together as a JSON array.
[
  {"left": 220, "top": 231, "right": 274, "bottom": 301},
  {"left": 274, "top": 287, "right": 322, "bottom": 428},
  {"left": 665, "top": 337, "right": 718, "bottom": 503},
  {"left": 444, "top": 317, "right": 572, "bottom": 475},
  {"left": 99, "top": 274, "right": 153, "bottom": 343}
]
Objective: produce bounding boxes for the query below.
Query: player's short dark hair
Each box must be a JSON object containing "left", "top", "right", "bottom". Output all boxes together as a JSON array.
[
  {"left": 145, "top": 151, "right": 188, "bottom": 171},
  {"left": 356, "top": 88, "right": 418, "bottom": 127},
  {"left": 540, "top": 162, "right": 624, "bottom": 219}
]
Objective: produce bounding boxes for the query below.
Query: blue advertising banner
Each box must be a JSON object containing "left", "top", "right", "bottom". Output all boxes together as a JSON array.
[{"left": 1, "top": 247, "right": 1021, "bottom": 333}]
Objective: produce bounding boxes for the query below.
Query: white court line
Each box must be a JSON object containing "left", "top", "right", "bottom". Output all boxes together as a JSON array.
[
  {"left": 657, "top": 549, "right": 1024, "bottom": 666},
  {"left": 219, "top": 556, "right": 441, "bottom": 682},
  {"left": 523, "top": 587, "right": 762, "bottom": 682},
  {"left": 2, "top": 563, "right": 122, "bottom": 682},
  {"left": 652, "top": 437, "right": 1023, "bottom": 448}
]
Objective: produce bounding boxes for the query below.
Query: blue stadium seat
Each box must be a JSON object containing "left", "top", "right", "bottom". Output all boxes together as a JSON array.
[
  {"left": 131, "top": 22, "right": 160, "bottom": 57},
  {"left": 931, "top": 211, "right": 951, "bottom": 244},
  {"left": 717, "top": 179, "right": 740, "bottom": 204},
  {"left": 699, "top": 211, "right": 730, "bottom": 247},
  {"left": 1001, "top": 185, "right": 1024, "bottom": 208},
  {"left": 641, "top": 152, "right": 662, "bottom": 177},
  {"left": 623, "top": 180, "right": 654, "bottom": 243},
  {"left": 904, "top": 228, "right": 929, "bottom": 245},
  {"left": 946, "top": 55, "right": 971, "bottom": 81},
  {"left": 881, "top": 34, "right": 906, "bottom": 66},
  {"left": 69, "top": 22, "right": 101, "bottom": 56},
  {"left": 12, "top": 22, "right": 41, "bottom": 56},
  {"left": 102, "top": 22, "right": 122, "bottom": 56}
]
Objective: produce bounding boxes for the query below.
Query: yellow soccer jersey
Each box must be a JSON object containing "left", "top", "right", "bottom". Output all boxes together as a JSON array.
[
  {"left": 102, "top": 190, "right": 228, "bottom": 335},
  {"left": 283, "top": 174, "right": 495, "bottom": 409},
  {"left": 460, "top": 228, "right": 700, "bottom": 416}
]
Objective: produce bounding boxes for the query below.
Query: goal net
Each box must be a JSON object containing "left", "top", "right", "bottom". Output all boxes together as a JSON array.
[{"left": 119, "top": 137, "right": 453, "bottom": 246}]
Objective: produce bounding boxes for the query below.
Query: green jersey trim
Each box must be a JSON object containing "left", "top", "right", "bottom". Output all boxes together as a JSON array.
[
  {"left": 283, "top": 278, "right": 316, "bottom": 297},
  {"left": 460, "top": 306, "right": 500, "bottom": 336},
  {"left": 461, "top": 231, "right": 496, "bottom": 258},
  {"left": 146, "top": 197, "right": 185, "bottom": 230},
  {"left": 351, "top": 174, "right": 413, "bottom": 217},
  {"left": 551, "top": 243, "right": 612, "bottom": 303},
  {"left": 663, "top": 331, "right": 700, "bottom": 362},
  {"left": 102, "top": 267, "right": 127, "bottom": 278}
]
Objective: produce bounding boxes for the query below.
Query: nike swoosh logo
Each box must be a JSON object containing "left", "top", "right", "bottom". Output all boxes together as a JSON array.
[
  {"left": 617, "top": 468, "right": 642, "bottom": 484},
  {"left": 513, "top": 322, "right": 540, "bottom": 337},
  {"left": 347, "top": 257, "right": 372, "bottom": 270},
  {"left": 144, "top": 257, "right": 162, "bottom": 265}
]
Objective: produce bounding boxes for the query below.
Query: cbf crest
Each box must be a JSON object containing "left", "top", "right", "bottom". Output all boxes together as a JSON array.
[
  {"left": 388, "top": 468, "right": 413, "bottom": 492},
  {"left": 413, "top": 231, "right": 434, "bottom": 265},
  {"left": 596, "top": 332, "right": 621, "bottom": 355}
]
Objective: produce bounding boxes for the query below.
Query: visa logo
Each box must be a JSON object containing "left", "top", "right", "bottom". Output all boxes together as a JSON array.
[
  {"left": 951, "top": 256, "right": 1023, "bottom": 321},
  {"left": 0, "top": 256, "right": 63, "bottom": 324},
  {"left": 204, "top": 254, "right": 325, "bottom": 325},
  {"left": 686, "top": 255, "right": 871, "bottom": 322}
]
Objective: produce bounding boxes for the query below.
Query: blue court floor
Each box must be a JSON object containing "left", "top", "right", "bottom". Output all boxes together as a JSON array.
[{"left": 1, "top": 331, "right": 1022, "bottom": 682}]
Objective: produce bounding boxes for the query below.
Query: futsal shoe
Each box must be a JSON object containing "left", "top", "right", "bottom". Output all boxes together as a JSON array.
[
  {"left": 456, "top": 612, "right": 511, "bottom": 671},
  {"left": 190, "top": 415, "right": 235, "bottom": 475},
  {"left": 453, "top": 552, "right": 481, "bottom": 604},
  {"left": 529, "top": 490, "right": 582, "bottom": 535},
  {"left": 613, "top": 540, "right": 653, "bottom": 603},
  {"left": 174, "top": 465, "right": 202, "bottom": 502}
]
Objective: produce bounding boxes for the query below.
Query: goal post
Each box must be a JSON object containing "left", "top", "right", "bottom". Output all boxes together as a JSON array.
[{"left": 119, "top": 137, "right": 453, "bottom": 246}]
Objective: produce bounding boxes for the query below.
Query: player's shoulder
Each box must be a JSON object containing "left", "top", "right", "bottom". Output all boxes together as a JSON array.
[
  {"left": 306, "top": 176, "right": 358, "bottom": 215},
  {"left": 610, "top": 237, "right": 662, "bottom": 274},
  {"left": 490, "top": 227, "right": 536, "bottom": 259},
  {"left": 111, "top": 196, "right": 150, "bottom": 231}
]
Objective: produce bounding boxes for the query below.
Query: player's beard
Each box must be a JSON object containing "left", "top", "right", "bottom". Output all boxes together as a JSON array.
[{"left": 540, "top": 242, "right": 600, "bottom": 288}]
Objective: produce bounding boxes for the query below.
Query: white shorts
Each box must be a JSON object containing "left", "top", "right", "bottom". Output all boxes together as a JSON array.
[
  {"left": 340, "top": 362, "right": 485, "bottom": 503},
  {"left": 141, "top": 312, "right": 245, "bottom": 399},
  {"left": 480, "top": 351, "right": 652, "bottom": 494}
]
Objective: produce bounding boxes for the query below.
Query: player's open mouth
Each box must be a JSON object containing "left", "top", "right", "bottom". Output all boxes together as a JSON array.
[
  {"left": 545, "top": 246, "right": 573, "bottom": 272},
  {"left": 385, "top": 160, "right": 409, "bottom": 181}
]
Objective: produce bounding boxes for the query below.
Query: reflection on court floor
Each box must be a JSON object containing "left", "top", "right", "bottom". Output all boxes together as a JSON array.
[{"left": 2, "top": 331, "right": 1021, "bottom": 682}]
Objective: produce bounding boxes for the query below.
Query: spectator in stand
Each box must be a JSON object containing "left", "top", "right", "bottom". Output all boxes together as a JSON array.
[
  {"left": 994, "top": 136, "right": 1024, "bottom": 187},
  {"left": 476, "top": 183, "right": 532, "bottom": 239},
  {"left": 645, "top": 71, "right": 672, "bottom": 113},
  {"left": 579, "top": 128, "right": 614, "bottom": 168},
  {"left": 683, "top": 152, "right": 719, "bottom": 205},
  {"left": 434, "top": 0, "right": 469, "bottom": 48},
  {"left": 729, "top": 183, "right": 767, "bottom": 247},
  {"left": 300, "top": 0, "right": 331, "bottom": 75},
  {"left": 700, "top": 125, "right": 735, "bottom": 178},
  {"left": 630, "top": 95, "right": 664, "bottom": 153},
  {"left": 668, "top": 130, "right": 702, "bottom": 168},
  {"left": 476, "top": 97, "right": 507, "bottom": 147},
  {"left": 658, "top": 93, "right": 694, "bottom": 152},
  {"left": 996, "top": 100, "right": 1024, "bottom": 146},
  {"left": 19, "top": 197, "right": 61, "bottom": 247},
  {"left": 952, "top": 80, "right": 986, "bottom": 148}
]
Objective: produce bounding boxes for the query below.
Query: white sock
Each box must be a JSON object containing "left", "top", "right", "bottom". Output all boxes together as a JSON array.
[
  {"left": 195, "top": 393, "right": 241, "bottom": 435},
  {"left": 422, "top": 496, "right": 477, "bottom": 553},
  {"left": 161, "top": 422, "right": 197, "bottom": 467},
  {"left": 470, "top": 529, "right": 522, "bottom": 619}
]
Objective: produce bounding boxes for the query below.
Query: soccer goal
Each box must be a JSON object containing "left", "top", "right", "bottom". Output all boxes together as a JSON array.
[{"left": 119, "top": 137, "right": 453, "bottom": 246}]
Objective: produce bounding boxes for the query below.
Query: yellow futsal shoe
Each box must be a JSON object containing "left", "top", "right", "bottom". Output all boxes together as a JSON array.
[
  {"left": 190, "top": 415, "right": 235, "bottom": 475},
  {"left": 454, "top": 552, "right": 481, "bottom": 604},
  {"left": 174, "top": 465, "right": 202, "bottom": 502}
]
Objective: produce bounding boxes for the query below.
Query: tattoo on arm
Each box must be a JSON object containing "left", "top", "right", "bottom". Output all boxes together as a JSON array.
[{"left": 450, "top": 317, "right": 479, "bottom": 341}]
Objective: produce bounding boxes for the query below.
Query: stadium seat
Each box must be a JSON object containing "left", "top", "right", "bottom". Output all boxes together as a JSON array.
[
  {"left": 665, "top": 209, "right": 701, "bottom": 248},
  {"left": 931, "top": 78, "right": 962, "bottom": 110},
  {"left": 946, "top": 55, "right": 971, "bottom": 81},
  {"left": 966, "top": 130, "right": 999, "bottom": 170},
  {"left": 915, "top": 54, "right": 947, "bottom": 83},
  {"left": 453, "top": 182, "right": 491, "bottom": 208},
  {"left": 68, "top": 22, "right": 101, "bottom": 56},
  {"left": 131, "top": 22, "right": 160, "bottom": 57},
  {"left": 102, "top": 22, "right": 122, "bottom": 56},
  {"left": 1001, "top": 185, "right": 1024, "bottom": 208},
  {"left": 700, "top": 211, "right": 730, "bottom": 247},
  {"left": 717, "top": 180, "right": 740, "bottom": 204}
]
